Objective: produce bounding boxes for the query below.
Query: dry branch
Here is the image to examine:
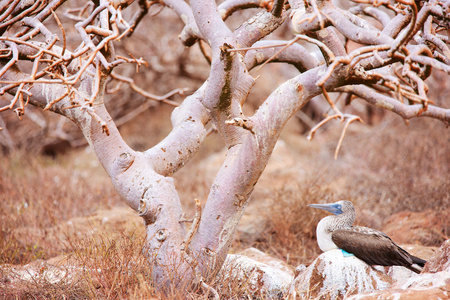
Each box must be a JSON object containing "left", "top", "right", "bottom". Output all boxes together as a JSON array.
[{"left": 109, "top": 72, "right": 186, "bottom": 106}]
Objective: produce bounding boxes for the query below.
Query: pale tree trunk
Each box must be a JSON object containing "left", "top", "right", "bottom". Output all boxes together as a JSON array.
[{"left": 1, "top": 0, "right": 450, "bottom": 296}]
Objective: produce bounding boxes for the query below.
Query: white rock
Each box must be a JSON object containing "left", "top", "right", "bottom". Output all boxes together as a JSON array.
[
  {"left": 289, "top": 249, "right": 392, "bottom": 299},
  {"left": 219, "top": 248, "right": 294, "bottom": 298}
]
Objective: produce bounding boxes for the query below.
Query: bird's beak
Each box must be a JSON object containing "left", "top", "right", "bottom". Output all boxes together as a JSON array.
[{"left": 308, "top": 203, "right": 343, "bottom": 215}]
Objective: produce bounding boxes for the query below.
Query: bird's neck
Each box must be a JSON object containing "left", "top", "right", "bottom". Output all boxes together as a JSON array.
[
  {"left": 331, "top": 213, "right": 354, "bottom": 228},
  {"left": 319, "top": 214, "right": 353, "bottom": 233}
]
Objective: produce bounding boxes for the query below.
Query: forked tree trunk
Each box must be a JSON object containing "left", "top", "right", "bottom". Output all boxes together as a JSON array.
[{"left": 2, "top": 42, "right": 327, "bottom": 294}]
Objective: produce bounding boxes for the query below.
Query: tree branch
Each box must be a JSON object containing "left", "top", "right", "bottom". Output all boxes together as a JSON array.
[
  {"left": 161, "top": 0, "right": 202, "bottom": 46},
  {"left": 191, "top": 0, "right": 232, "bottom": 47},
  {"left": 218, "top": 0, "right": 268, "bottom": 20},
  {"left": 233, "top": 9, "right": 285, "bottom": 48},
  {"left": 145, "top": 83, "right": 209, "bottom": 176},
  {"left": 336, "top": 84, "right": 450, "bottom": 125},
  {"left": 243, "top": 40, "right": 320, "bottom": 72}
]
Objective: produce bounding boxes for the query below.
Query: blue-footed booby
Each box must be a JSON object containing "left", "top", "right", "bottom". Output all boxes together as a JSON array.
[{"left": 308, "top": 200, "right": 426, "bottom": 273}]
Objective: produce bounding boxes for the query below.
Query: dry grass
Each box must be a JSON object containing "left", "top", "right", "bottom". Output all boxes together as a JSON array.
[
  {"left": 0, "top": 149, "right": 168, "bottom": 299},
  {"left": 342, "top": 117, "right": 450, "bottom": 215},
  {"left": 1, "top": 229, "right": 155, "bottom": 299},
  {"left": 0, "top": 150, "right": 155, "bottom": 298},
  {"left": 63, "top": 230, "right": 155, "bottom": 299},
  {"left": 0, "top": 150, "right": 123, "bottom": 265},
  {"left": 256, "top": 171, "right": 338, "bottom": 267}
]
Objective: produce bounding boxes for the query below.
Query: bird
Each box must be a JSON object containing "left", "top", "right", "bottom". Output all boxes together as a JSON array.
[{"left": 308, "top": 200, "right": 427, "bottom": 274}]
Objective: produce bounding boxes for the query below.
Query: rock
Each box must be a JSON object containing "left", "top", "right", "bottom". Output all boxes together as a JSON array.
[
  {"left": 294, "top": 264, "right": 307, "bottom": 277},
  {"left": 1, "top": 260, "right": 68, "bottom": 285},
  {"left": 235, "top": 209, "right": 268, "bottom": 244},
  {"left": 346, "top": 284, "right": 450, "bottom": 300},
  {"left": 424, "top": 239, "right": 450, "bottom": 273},
  {"left": 12, "top": 206, "right": 144, "bottom": 253},
  {"left": 382, "top": 265, "right": 425, "bottom": 284},
  {"left": 238, "top": 248, "right": 295, "bottom": 276},
  {"left": 346, "top": 270, "right": 450, "bottom": 300},
  {"left": 56, "top": 206, "right": 143, "bottom": 239},
  {"left": 0, "top": 257, "right": 86, "bottom": 289},
  {"left": 218, "top": 247, "right": 294, "bottom": 299},
  {"left": 382, "top": 210, "right": 449, "bottom": 246},
  {"left": 288, "top": 249, "right": 392, "bottom": 299}
]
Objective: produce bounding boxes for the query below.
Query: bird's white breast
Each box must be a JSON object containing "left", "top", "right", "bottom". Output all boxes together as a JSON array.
[{"left": 316, "top": 216, "right": 339, "bottom": 252}]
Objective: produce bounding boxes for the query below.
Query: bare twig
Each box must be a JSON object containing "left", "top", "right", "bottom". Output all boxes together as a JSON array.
[
  {"left": 321, "top": 86, "right": 343, "bottom": 116},
  {"left": 247, "top": 34, "right": 330, "bottom": 71},
  {"left": 336, "top": 85, "right": 450, "bottom": 125},
  {"left": 334, "top": 115, "right": 363, "bottom": 159},
  {"left": 0, "top": 41, "right": 18, "bottom": 78},
  {"left": 180, "top": 199, "right": 202, "bottom": 253},
  {"left": 64, "top": 2, "right": 94, "bottom": 21},
  {"left": 109, "top": 73, "right": 187, "bottom": 106},
  {"left": 310, "top": 0, "right": 325, "bottom": 29},
  {"left": 307, "top": 112, "right": 363, "bottom": 159},
  {"left": 51, "top": 9, "right": 66, "bottom": 57},
  {"left": 388, "top": 0, "right": 418, "bottom": 56},
  {"left": 307, "top": 114, "right": 341, "bottom": 141},
  {"left": 295, "top": 34, "right": 335, "bottom": 64},
  {"left": 126, "top": 0, "right": 158, "bottom": 37},
  {"left": 198, "top": 40, "right": 212, "bottom": 64},
  {"left": 271, "top": 0, "right": 284, "bottom": 18},
  {"left": 0, "top": 0, "right": 42, "bottom": 30},
  {"left": 0, "top": 0, "right": 20, "bottom": 23},
  {"left": 225, "top": 117, "right": 255, "bottom": 134},
  {"left": 316, "top": 44, "right": 390, "bottom": 87}
]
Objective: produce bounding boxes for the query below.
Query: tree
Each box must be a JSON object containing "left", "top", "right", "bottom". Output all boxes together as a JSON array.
[{"left": 1, "top": 0, "right": 449, "bottom": 295}]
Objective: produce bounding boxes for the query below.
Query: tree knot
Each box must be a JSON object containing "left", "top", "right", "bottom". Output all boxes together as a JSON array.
[
  {"left": 220, "top": 43, "right": 235, "bottom": 62},
  {"left": 113, "top": 152, "right": 135, "bottom": 175},
  {"left": 155, "top": 229, "right": 168, "bottom": 242},
  {"left": 138, "top": 197, "right": 163, "bottom": 226}
]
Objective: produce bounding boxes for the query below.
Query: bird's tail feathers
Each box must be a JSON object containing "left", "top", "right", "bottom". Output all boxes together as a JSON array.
[
  {"left": 411, "top": 255, "right": 427, "bottom": 267},
  {"left": 407, "top": 255, "right": 427, "bottom": 274}
]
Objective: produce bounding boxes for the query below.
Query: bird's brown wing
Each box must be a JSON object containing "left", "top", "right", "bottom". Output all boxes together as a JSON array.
[{"left": 331, "top": 226, "right": 413, "bottom": 268}]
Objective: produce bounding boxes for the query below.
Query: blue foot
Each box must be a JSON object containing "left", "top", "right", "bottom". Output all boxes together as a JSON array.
[{"left": 341, "top": 249, "right": 354, "bottom": 257}]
